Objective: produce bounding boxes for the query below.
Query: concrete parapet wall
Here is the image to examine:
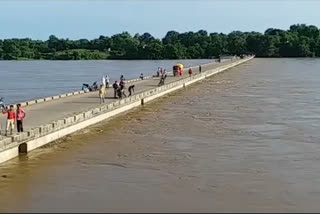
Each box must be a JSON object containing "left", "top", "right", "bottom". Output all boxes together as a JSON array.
[
  {"left": 52, "top": 95, "right": 60, "bottom": 100},
  {"left": 0, "top": 56, "right": 254, "bottom": 164},
  {"left": 36, "top": 99, "right": 45, "bottom": 104},
  {"left": 25, "top": 99, "right": 142, "bottom": 154}
]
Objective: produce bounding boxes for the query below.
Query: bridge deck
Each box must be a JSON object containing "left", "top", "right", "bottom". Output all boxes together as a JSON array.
[{"left": 0, "top": 60, "right": 233, "bottom": 136}]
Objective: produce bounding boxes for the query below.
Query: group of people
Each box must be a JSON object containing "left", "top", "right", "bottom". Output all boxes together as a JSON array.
[
  {"left": 1, "top": 104, "right": 26, "bottom": 136},
  {"left": 98, "top": 64, "right": 202, "bottom": 103},
  {"left": 82, "top": 75, "right": 111, "bottom": 94},
  {"left": 111, "top": 76, "right": 136, "bottom": 100},
  {"left": 0, "top": 64, "right": 205, "bottom": 136},
  {"left": 156, "top": 67, "right": 167, "bottom": 77},
  {"left": 188, "top": 65, "right": 203, "bottom": 76},
  {"left": 156, "top": 67, "right": 168, "bottom": 86},
  {"left": 98, "top": 74, "right": 137, "bottom": 103},
  {"left": 156, "top": 65, "right": 200, "bottom": 86}
]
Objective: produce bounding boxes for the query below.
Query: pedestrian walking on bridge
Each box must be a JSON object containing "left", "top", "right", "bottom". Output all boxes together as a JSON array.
[{"left": 99, "top": 85, "right": 106, "bottom": 104}]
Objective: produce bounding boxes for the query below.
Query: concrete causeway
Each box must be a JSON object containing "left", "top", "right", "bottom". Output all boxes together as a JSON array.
[{"left": 0, "top": 56, "right": 254, "bottom": 163}]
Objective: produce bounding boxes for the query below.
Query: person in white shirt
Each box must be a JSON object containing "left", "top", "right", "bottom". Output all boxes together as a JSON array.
[
  {"left": 101, "top": 75, "right": 106, "bottom": 87},
  {"left": 106, "top": 75, "right": 110, "bottom": 88}
]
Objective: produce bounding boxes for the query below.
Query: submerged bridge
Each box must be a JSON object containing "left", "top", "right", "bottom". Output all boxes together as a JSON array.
[{"left": 0, "top": 56, "right": 254, "bottom": 163}]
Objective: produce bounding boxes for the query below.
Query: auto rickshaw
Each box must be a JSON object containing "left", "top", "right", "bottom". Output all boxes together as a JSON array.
[{"left": 173, "top": 63, "right": 184, "bottom": 76}]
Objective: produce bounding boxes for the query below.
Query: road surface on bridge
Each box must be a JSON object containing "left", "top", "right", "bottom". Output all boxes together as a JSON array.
[{"left": 0, "top": 60, "right": 232, "bottom": 135}]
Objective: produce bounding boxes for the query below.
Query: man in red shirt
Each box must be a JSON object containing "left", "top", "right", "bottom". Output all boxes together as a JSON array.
[{"left": 2, "top": 105, "right": 15, "bottom": 136}]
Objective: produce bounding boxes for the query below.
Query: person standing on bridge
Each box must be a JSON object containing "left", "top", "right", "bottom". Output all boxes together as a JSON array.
[
  {"left": 106, "top": 75, "right": 110, "bottom": 88},
  {"left": 99, "top": 84, "right": 106, "bottom": 104},
  {"left": 101, "top": 75, "right": 106, "bottom": 87},
  {"left": 113, "top": 81, "right": 119, "bottom": 98},
  {"left": 120, "top": 75, "right": 125, "bottom": 82},
  {"left": 157, "top": 67, "right": 160, "bottom": 77},
  {"left": 120, "top": 79, "right": 125, "bottom": 89},
  {"left": 16, "top": 104, "right": 26, "bottom": 133},
  {"left": 188, "top": 68, "right": 193, "bottom": 77},
  {"left": 2, "top": 105, "right": 15, "bottom": 136},
  {"left": 120, "top": 81, "right": 127, "bottom": 98}
]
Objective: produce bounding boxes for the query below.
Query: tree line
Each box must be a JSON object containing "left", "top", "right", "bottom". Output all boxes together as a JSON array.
[{"left": 1, "top": 24, "right": 320, "bottom": 60}]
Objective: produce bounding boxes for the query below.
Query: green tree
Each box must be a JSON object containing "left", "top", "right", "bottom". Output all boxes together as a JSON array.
[
  {"left": 227, "top": 31, "right": 247, "bottom": 55},
  {"left": 3, "top": 40, "right": 21, "bottom": 59},
  {"left": 1, "top": 24, "right": 320, "bottom": 60}
]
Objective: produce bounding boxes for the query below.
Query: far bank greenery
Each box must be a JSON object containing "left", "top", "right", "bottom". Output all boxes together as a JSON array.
[{"left": 1, "top": 24, "right": 320, "bottom": 60}]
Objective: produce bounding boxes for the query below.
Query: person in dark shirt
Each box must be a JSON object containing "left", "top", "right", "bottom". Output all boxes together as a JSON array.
[
  {"left": 112, "top": 81, "right": 119, "bottom": 98},
  {"left": 128, "top": 85, "right": 135, "bottom": 96},
  {"left": 188, "top": 68, "right": 193, "bottom": 77},
  {"left": 119, "top": 81, "right": 127, "bottom": 98}
]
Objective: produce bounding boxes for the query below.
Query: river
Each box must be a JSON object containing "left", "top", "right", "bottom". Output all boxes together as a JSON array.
[
  {"left": 0, "top": 59, "right": 213, "bottom": 104},
  {"left": 1, "top": 58, "right": 320, "bottom": 212}
]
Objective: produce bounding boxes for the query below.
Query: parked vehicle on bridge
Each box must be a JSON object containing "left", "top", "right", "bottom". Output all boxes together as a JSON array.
[
  {"left": 90, "top": 81, "right": 98, "bottom": 91},
  {"left": 173, "top": 63, "right": 184, "bottom": 76},
  {"left": 82, "top": 81, "right": 98, "bottom": 92}
]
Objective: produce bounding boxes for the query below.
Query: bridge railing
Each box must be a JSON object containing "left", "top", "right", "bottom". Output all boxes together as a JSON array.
[{"left": 0, "top": 56, "right": 254, "bottom": 154}]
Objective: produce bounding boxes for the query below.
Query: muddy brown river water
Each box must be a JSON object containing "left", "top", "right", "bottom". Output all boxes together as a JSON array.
[{"left": 1, "top": 58, "right": 320, "bottom": 212}]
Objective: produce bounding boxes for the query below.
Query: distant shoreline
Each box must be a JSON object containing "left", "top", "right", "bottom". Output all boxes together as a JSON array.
[
  {"left": 0, "top": 57, "right": 220, "bottom": 61},
  {"left": 0, "top": 56, "right": 318, "bottom": 61},
  {"left": 1, "top": 24, "right": 319, "bottom": 60}
]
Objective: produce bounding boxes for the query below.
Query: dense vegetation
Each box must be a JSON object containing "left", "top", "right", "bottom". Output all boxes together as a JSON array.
[{"left": 1, "top": 24, "right": 320, "bottom": 60}]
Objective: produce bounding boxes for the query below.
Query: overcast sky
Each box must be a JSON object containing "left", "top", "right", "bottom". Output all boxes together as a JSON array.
[{"left": 0, "top": 0, "right": 319, "bottom": 40}]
